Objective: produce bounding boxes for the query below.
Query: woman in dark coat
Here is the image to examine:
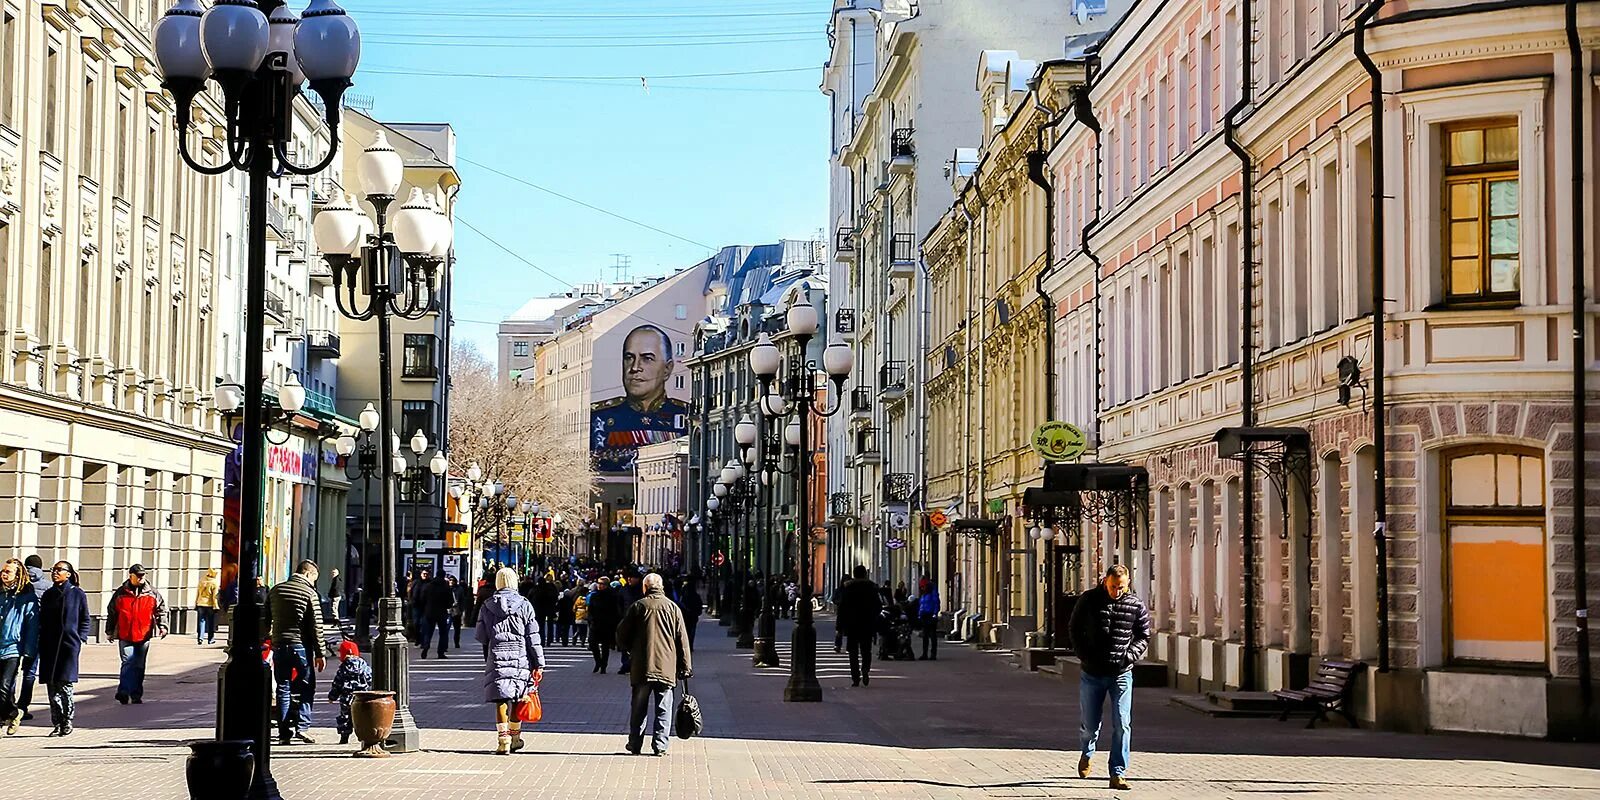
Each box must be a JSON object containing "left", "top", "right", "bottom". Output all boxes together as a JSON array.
[
  {"left": 584, "top": 580, "right": 622, "bottom": 674},
  {"left": 37, "top": 561, "right": 89, "bottom": 737},
  {"left": 475, "top": 568, "right": 545, "bottom": 755}
]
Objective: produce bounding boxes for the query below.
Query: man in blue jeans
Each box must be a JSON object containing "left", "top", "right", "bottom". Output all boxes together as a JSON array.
[
  {"left": 263, "top": 560, "right": 327, "bottom": 745},
  {"left": 1068, "top": 564, "right": 1150, "bottom": 791}
]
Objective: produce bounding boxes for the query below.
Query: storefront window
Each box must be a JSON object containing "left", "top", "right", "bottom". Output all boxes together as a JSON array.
[{"left": 1444, "top": 447, "right": 1544, "bottom": 664}]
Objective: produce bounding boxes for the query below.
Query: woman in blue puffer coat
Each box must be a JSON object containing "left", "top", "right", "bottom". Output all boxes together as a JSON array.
[
  {"left": 0, "top": 558, "right": 40, "bottom": 736},
  {"left": 475, "top": 567, "right": 545, "bottom": 755}
]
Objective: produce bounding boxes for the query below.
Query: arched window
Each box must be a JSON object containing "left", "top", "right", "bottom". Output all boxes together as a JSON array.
[{"left": 1443, "top": 447, "right": 1545, "bottom": 664}]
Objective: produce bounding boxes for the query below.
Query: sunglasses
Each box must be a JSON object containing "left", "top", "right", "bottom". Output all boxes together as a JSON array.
[{"left": 51, "top": 566, "right": 70, "bottom": 574}]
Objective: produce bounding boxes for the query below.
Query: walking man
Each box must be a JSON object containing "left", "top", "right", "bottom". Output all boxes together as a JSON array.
[
  {"left": 104, "top": 564, "right": 167, "bottom": 704},
  {"left": 264, "top": 560, "right": 328, "bottom": 744},
  {"left": 1068, "top": 564, "right": 1150, "bottom": 791},
  {"left": 917, "top": 580, "right": 940, "bottom": 661},
  {"left": 834, "top": 565, "right": 882, "bottom": 687},
  {"left": 616, "top": 573, "right": 692, "bottom": 756},
  {"left": 419, "top": 573, "right": 454, "bottom": 659}
]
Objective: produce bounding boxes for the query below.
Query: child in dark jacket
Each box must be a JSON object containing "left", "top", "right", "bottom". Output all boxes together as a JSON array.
[{"left": 327, "top": 641, "right": 372, "bottom": 744}]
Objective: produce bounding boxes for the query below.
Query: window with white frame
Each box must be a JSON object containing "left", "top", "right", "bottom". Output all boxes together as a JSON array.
[{"left": 1443, "top": 120, "right": 1520, "bottom": 304}]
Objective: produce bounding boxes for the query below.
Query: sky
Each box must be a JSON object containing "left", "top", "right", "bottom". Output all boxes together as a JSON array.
[{"left": 337, "top": 0, "right": 834, "bottom": 361}]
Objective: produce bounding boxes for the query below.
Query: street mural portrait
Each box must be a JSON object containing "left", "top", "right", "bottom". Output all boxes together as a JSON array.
[{"left": 591, "top": 323, "right": 692, "bottom": 473}]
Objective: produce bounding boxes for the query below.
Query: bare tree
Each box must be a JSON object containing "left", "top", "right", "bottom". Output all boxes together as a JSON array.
[{"left": 447, "top": 342, "right": 592, "bottom": 532}]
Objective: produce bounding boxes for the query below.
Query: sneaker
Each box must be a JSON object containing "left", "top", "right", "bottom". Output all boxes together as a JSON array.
[
  {"left": 624, "top": 745, "right": 641, "bottom": 756},
  {"left": 293, "top": 732, "right": 318, "bottom": 745},
  {"left": 1109, "top": 776, "right": 1131, "bottom": 791},
  {"left": 47, "top": 726, "right": 63, "bottom": 737},
  {"left": 5, "top": 715, "right": 18, "bottom": 735},
  {"left": 1077, "top": 755, "right": 1091, "bottom": 779},
  {"left": 340, "top": 734, "right": 350, "bottom": 745},
  {"left": 419, "top": 651, "right": 428, "bottom": 659},
  {"left": 59, "top": 725, "right": 72, "bottom": 737}
]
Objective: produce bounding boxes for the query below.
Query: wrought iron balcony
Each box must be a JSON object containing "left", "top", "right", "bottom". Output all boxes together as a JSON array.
[
  {"left": 891, "top": 127, "right": 915, "bottom": 159},
  {"left": 890, "top": 232, "right": 916, "bottom": 276},
  {"left": 264, "top": 290, "right": 287, "bottom": 323},
  {"left": 883, "top": 472, "right": 914, "bottom": 502},
  {"left": 830, "top": 491, "right": 855, "bottom": 517},
  {"left": 879, "top": 361, "right": 907, "bottom": 400},
  {"left": 266, "top": 204, "right": 290, "bottom": 241},
  {"left": 310, "top": 261, "right": 334, "bottom": 286},
  {"left": 835, "top": 226, "right": 857, "bottom": 261},
  {"left": 854, "top": 427, "right": 882, "bottom": 463},
  {"left": 850, "top": 386, "right": 873, "bottom": 421},
  {"left": 307, "top": 330, "right": 341, "bottom": 359}
]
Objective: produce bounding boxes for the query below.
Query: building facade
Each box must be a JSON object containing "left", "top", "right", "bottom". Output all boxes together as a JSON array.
[
  {"left": 0, "top": 0, "right": 236, "bottom": 626},
  {"left": 632, "top": 437, "right": 688, "bottom": 567},
  {"left": 496, "top": 283, "right": 625, "bottom": 384},
  {"left": 1030, "top": 0, "right": 1597, "bottom": 739}
]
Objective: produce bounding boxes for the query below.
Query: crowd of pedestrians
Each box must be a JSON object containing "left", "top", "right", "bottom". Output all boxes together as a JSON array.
[
  {"left": 830, "top": 566, "right": 944, "bottom": 687},
  {"left": 0, "top": 556, "right": 100, "bottom": 737}
]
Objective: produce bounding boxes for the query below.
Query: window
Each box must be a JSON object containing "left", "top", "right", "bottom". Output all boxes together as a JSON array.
[
  {"left": 1444, "top": 448, "right": 1545, "bottom": 664},
  {"left": 82, "top": 74, "right": 97, "bottom": 176},
  {"left": 0, "top": 222, "right": 8, "bottom": 331},
  {"left": 146, "top": 119, "right": 161, "bottom": 211},
  {"left": 401, "top": 400, "right": 434, "bottom": 442},
  {"left": 674, "top": 304, "right": 687, "bottom": 320},
  {"left": 512, "top": 340, "right": 530, "bottom": 357},
  {"left": 1443, "top": 121, "right": 1520, "bottom": 303},
  {"left": 116, "top": 100, "right": 130, "bottom": 197},
  {"left": 39, "top": 242, "right": 54, "bottom": 345},
  {"left": 402, "top": 334, "right": 437, "bottom": 377},
  {"left": 45, "top": 46, "right": 60, "bottom": 153},
  {"left": 0, "top": 11, "right": 14, "bottom": 127}
]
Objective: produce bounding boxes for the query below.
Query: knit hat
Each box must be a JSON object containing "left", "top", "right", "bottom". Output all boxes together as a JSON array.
[
  {"left": 338, "top": 640, "right": 360, "bottom": 660},
  {"left": 495, "top": 567, "right": 519, "bottom": 591}
]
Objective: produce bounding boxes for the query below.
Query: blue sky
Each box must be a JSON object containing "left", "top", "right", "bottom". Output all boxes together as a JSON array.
[{"left": 338, "top": 1, "right": 833, "bottom": 359}]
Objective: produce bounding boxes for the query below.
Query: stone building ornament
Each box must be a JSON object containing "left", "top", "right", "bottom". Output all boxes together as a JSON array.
[
  {"left": 81, "top": 203, "right": 97, "bottom": 239},
  {"left": 144, "top": 237, "right": 160, "bottom": 289},
  {"left": 113, "top": 221, "right": 131, "bottom": 275},
  {"left": 0, "top": 157, "right": 17, "bottom": 200},
  {"left": 171, "top": 253, "right": 185, "bottom": 304},
  {"left": 42, "top": 182, "right": 61, "bottom": 220},
  {"left": 198, "top": 268, "right": 212, "bottom": 316}
]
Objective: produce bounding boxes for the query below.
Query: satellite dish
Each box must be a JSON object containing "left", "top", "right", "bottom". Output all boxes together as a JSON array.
[{"left": 1074, "top": 4, "right": 1090, "bottom": 25}]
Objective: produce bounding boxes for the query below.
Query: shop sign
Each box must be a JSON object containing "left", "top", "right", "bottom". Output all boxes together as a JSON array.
[
  {"left": 266, "top": 440, "right": 318, "bottom": 482},
  {"left": 1030, "top": 421, "right": 1087, "bottom": 462}
]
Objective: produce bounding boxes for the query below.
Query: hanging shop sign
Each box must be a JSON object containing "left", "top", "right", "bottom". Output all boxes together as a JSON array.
[
  {"left": 1031, "top": 421, "right": 1088, "bottom": 463},
  {"left": 927, "top": 510, "right": 949, "bottom": 528}
]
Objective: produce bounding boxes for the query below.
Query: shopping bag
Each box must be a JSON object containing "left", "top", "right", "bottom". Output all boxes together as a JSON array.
[{"left": 675, "top": 680, "right": 702, "bottom": 739}]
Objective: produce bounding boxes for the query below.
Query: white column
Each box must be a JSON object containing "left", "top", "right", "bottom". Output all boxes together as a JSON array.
[{"left": 1199, "top": 480, "right": 1219, "bottom": 638}]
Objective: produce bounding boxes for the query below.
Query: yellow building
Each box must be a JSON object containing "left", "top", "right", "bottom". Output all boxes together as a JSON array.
[{"left": 924, "top": 56, "right": 1081, "bottom": 648}]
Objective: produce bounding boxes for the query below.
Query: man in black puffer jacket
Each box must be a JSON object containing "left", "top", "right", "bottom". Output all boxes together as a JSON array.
[{"left": 1068, "top": 564, "right": 1149, "bottom": 792}]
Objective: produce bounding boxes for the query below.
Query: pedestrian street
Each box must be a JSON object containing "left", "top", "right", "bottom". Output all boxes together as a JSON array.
[{"left": 0, "top": 614, "right": 1594, "bottom": 799}]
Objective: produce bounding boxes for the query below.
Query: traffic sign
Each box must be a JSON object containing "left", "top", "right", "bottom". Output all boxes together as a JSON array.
[
  {"left": 1031, "top": 421, "right": 1088, "bottom": 462},
  {"left": 711, "top": 551, "right": 726, "bottom": 567},
  {"left": 928, "top": 510, "right": 948, "bottom": 527}
]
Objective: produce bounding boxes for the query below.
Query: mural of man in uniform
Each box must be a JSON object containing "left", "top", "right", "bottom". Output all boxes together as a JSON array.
[{"left": 592, "top": 325, "right": 691, "bottom": 473}]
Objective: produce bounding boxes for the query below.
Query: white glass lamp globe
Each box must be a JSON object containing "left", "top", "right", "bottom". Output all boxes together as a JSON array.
[
  {"left": 734, "top": 416, "right": 758, "bottom": 447},
  {"left": 213, "top": 382, "right": 243, "bottom": 413},
  {"left": 748, "top": 334, "right": 781, "bottom": 377},
  {"left": 410, "top": 429, "right": 428, "bottom": 455},
  {"left": 429, "top": 451, "right": 448, "bottom": 476},
  {"left": 489, "top": 481, "right": 503, "bottom": 497},
  {"left": 266, "top": 4, "right": 305, "bottom": 87},
  {"left": 1028, "top": 526, "right": 1041, "bottom": 541},
  {"left": 823, "top": 341, "right": 854, "bottom": 377},
  {"left": 785, "top": 421, "right": 801, "bottom": 447},
  {"left": 762, "top": 393, "right": 786, "bottom": 417},
  {"left": 312, "top": 194, "right": 363, "bottom": 257},
  {"left": 786, "top": 301, "right": 819, "bottom": 336},
  {"left": 336, "top": 434, "right": 356, "bottom": 457},
  {"left": 1040, "top": 526, "right": 1054, "bottom": 542},
  {"left": 466, "top": 462, "right": 483, "bottom": 483},
  {"left": 391, "top": 455, "right": 406, "bottom": 475},
  {"left": 358, "top": 402, "right": 379, "bottom": 432},
  {"left": 427, "top": 192, "right": 454, "bottom": 257},
  {"left": 279, "top": 372, "right": 306, "bottom": 413},
  {"left": 392, "top": 188, "right": 438, "bottom": 256},
  {"left": 152, "top": 0, "right": 211, "bottom": 82},
  {"left": 712, "top": 483, "right": 728, "bottom": 498},
  {"left": 389, "top": 431, "right": 401, "bottom": 455},
  {"left": 199, "top": 0, "right": 270, "bottom": 74},
  {"left": 294, "top": 0, "right": 362, "bottom": 83},
  {"left": 706, "top": 496, "right": 721, "bottom": 512},
  {"left": 730, "top": 461, "right": 747, "bottom": 481},
  {"left": 357, "top": 131, "right": 403, "bottom": 199}
]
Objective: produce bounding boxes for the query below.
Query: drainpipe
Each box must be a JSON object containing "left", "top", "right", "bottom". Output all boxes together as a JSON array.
[
  {"left": 1222, "top": 0, "right": 1258, "bottom": 691},
  {"left": 974, "top": 180, "right": 991, "bottom": 621},
  {"left": 1072, "top": 75, "right": 1104, "bottom": 598},
  {"left": 1564, "top": 0, "right": 1592, "bottom": 732},
  {"left": 958, "top": 191, "right": 978, "bottom": 621},
  {"left": 1353, "top": 0, "right": 1391, "bottom": 677}
]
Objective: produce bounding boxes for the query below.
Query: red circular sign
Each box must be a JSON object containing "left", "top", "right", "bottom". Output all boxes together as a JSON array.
[{"left": 711, "top": 551, "right": 726, "bottom": 567}]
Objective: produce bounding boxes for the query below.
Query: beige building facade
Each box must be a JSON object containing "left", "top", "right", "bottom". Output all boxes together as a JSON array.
[{"left": 0, "top": 0, "right": 234, "bottom": 623}]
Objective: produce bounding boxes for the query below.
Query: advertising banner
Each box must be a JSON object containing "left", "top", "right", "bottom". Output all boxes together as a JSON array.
[{"left": 590, "top": 322, "right": 694, "bottom": 473}]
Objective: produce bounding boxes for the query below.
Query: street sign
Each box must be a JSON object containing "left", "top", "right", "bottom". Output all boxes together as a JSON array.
[
  {"left": 886, "top": 538, "right": 907, "bottom": 550},
  {"left": 928, "top": 510, "right": 948, "bottom": 528},
  {"left": 1031, "top": 421, "right": 1088, "bottom": 462},
  {"left": 711, "top": 551, "right": 726, "bottom": 567}
]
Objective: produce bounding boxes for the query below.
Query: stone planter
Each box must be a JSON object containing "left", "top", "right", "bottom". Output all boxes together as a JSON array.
[
  {"left": 351, "top": 690, "right": 396, "bottom": 758},
  {"left": 185, "top": 739, "right": 254, "bottom": 800}
]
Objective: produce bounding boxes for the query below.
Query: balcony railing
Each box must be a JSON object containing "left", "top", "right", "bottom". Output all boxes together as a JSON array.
[
  {"left": 264, "top": 290, "right": 287, "bottom": 322},
  {"left": 310, "top": 262, "right": 334, "bottom": 285},
  {"left": 830, "top": 491, "right": 855, "bottom": 517},
  {"left": 855, "top": 427, "right": 881, "bottom": 457},
  {"left": 266, "top": 204, "right": 290, "bottom": 241},
  {"left": 835, "top": 226, "right": 856, "bottom": 253},
  {"left": 890, "top": 232, "right": 916, "bottom": 266},
  {"left": 883, "top": 473, "right": 915, "bottom": 502},
  {"left": 305, "top": 388, "right": 336, "bottom": 416},
  {"left": 891, "top": 127, "right": 915, "bottom": 159},
  {"left": 307, "top": 330, "right": 341, "bottom": 359},
  {"left": 879, "top": 361, "right": 906, "bottom": 396},
  {"left": 851, "top": 387, "right": 873, "bottom": 413}
]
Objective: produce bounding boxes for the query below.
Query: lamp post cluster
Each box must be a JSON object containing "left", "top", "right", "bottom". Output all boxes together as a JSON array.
[
  {"left": 152, "top": 0, "right": 360, "bottom": 794},
  {"left": 457, "top": 463, "right": 523, "bottom": 570},
  {"left": 746, "top": 298, "right": 853, "bottom": 702},
  {"left": 213, "top": 373, "right": 306, "bottom": 446},
  {"left": 707, "top": 460, "right": 755, "bottom": 647}
]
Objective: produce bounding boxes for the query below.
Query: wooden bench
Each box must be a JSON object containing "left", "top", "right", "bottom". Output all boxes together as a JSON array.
[{"left": 1274, "top": 659, "right": 1365, "bottom": 729}]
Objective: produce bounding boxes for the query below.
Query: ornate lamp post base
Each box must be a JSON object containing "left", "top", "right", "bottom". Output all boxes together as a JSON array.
[
  {"left": 735, "top": 600, "right": 756, "bottom": 649},
  {"left": 370, "top": 597, "right": 419, "bottom": 753},
  {"left": 782, "top": 620, "right": 822, "bottom": 702}
]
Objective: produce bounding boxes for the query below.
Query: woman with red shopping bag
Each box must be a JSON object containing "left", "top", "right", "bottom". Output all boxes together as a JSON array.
[{"left": 475, "top": 567, "right": 546, "bottom": 755}]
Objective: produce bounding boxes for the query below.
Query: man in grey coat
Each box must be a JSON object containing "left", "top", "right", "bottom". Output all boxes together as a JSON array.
[{"left": 615, "top": 573, "right": 692, "bottom": 756}]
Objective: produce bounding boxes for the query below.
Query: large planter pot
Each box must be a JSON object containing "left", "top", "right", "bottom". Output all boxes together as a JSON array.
[
  {"left": 186, "top": 739, "right": 254, "bottom": 800},
  {"left": 351, "top": 690, "right": 396, "bottom": 758}
]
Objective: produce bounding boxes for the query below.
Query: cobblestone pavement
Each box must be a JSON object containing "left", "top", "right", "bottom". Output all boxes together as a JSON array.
[{"left": 0, "top": 615, "right": 1595, "bottom": 799}]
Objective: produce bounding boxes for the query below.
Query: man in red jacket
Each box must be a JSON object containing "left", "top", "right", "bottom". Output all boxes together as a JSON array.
[{"left": 105, "top": 565, "right": 168, "bottom": 704}]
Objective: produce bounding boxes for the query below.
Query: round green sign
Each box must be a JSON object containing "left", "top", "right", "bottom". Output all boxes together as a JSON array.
[{"left": 1031, "top": 421, "right": 1087, "bottom": 462}]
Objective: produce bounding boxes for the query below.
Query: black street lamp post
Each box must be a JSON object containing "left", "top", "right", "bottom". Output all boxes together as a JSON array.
[
  {"left": 336, "top": 404, "right": 383, "bottom": 648},
  {"left": 749, "top": 299, "right": 853, "bottom": 702},
  {"left": 400, "top": 429, "right": 449, "bottom": 581},
  {"left": 154, "top": 0, "right": 359, "bottom": 794},
  {"left": 740, "top": 414, "right": 782, "bottom": 668},
  {"left": 312, "top": 115, "right": 453, "bottom": 754}
]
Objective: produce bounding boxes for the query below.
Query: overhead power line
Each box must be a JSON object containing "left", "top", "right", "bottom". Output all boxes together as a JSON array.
[
  {"left": 346, "top": 8, "right": 826, "bottom": 20},
  {"left": 365, "top": 64, "right": 816, "bottom": 83},
  {"left": 458, "top": 157, "right": 717, "bottom": 251},
  {"left": 366, "top": 35, "right": 812, "bottom": 50},
  {"left": 455, "top": 216, "right": 574, "bottom": 286}
]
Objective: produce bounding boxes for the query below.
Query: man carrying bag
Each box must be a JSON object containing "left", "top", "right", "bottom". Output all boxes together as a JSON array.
[{"left": 616, "top": 573, "right": 692, "bottom": 756}]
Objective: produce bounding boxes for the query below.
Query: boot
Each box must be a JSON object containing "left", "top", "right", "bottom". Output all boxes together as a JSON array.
[
  {"left": 495, "top": 723, "right": 511, "bottom": 755},
  {"left": 509, "top": 722, "right": 525, "bottom": 753}
]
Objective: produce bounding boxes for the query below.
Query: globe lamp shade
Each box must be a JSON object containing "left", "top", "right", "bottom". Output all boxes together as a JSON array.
[
  {"left": 279, "top": 372, "right": 306, "bottom": 414},
  {"left": 748, "top": 334, "right": 781, "bottom": 377},
  {"left": 335, "top": 434, "right": 356, "bottom": 457},
  {"left": 293, "top": 0, "right": 361, "bottom": 83},
  {"left": 312, "top": 195, "right": 364, "bottom": 257},
  {"left": 706, "top": 496, "right": 721, "bottom": 512},
  {"left": 152, "top": 0, "right": 211, "bottom": 82},
  {"left": 199, "top": 0, "right": 270, "bottom": 74},
  {"left": 785, "top": 421, "right": 801, "bottom": 447},
  {"left": 358, "top": 402, "right": 379, "bottom": 432},
  {"left": 735, "top": 416, "right": 758, "bottom": 447},
  {"left": 410, "top": 429, "right": 429, "bottom": 455},
  {"left": 823, "top": 341, "right": 854, "bottom": 378},
  {"left": 357, "top": 131, "right": 403, "bottom": 199},
  {"left": 213, "top": 382, "right": 243, "bottom": 413},
  {"left": 267, "top": 4, "right": 305, "bottom": 87},
  {"left": 712, "top": 483, "right": 729, "bottom": 498},
  {"left": 392, "top": 188, "right": 438, "bottom": 256},
  {"left": 786, "top": 301, "right": 819, "bottom": 336},
  {"left": 466, "top": 462, "right": 483, "bottom": 483}
]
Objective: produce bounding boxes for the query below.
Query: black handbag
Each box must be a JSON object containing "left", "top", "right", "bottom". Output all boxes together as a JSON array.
[{"left": 675, "top": 680, "right": 703, "bottom": 740}]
